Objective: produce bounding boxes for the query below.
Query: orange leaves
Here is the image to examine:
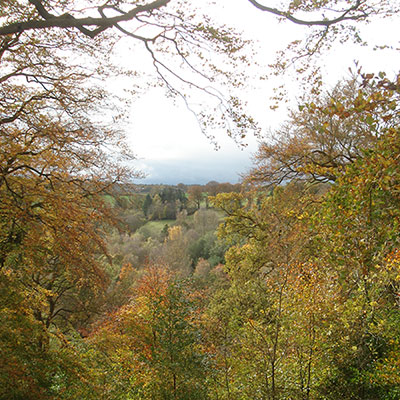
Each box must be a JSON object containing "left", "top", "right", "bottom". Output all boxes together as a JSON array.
[
  {"left": 89, "top": 265, "right": 209, "bottom": 397},
  {"left": 136, "top": 265, "right": 172, "bottom": 300}
]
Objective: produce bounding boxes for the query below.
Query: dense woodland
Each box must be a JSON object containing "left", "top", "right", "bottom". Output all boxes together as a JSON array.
[{"left": 1, "top": 0, "right": 400, "bottom": 399}]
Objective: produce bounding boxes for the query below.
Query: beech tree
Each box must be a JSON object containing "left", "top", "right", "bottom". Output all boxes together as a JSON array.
[
  {"left": 308, "top": 77, "right": 400, "bottom": 397},
  {"left": 0, "top": 0, "right": 259, "bottom": 144},
  {"left": 1, "top": 1, "right": 136, "bottom": 395},
  {"left": 248, "top": 74, "right": 400, "bottom": 186}
]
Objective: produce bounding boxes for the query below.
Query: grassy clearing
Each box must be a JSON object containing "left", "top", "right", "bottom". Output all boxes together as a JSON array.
[{"left": 137, "top": 220, "right": 176, "bottom": 237}]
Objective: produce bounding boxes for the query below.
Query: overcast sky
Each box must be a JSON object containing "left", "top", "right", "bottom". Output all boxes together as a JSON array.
[
  {"left": 123, "top": 1, "right": 400, "bottom": 185},
  {"left": 127, "top": 88, "right": 260, "bottom": 185}
]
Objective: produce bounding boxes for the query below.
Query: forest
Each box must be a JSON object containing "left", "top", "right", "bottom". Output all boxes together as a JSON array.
[{"left": 1, "top": 0, "right": 400, "bottom": 399}]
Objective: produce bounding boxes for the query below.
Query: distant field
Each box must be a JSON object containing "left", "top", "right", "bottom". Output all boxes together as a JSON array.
[{"left": 137, "top": 220, "right": 176, "bottom": 237}]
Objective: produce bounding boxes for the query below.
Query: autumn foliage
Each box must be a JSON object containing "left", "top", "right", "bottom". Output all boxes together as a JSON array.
[{"left": 1, "top": 0, "right": 400, "bottom": 398}]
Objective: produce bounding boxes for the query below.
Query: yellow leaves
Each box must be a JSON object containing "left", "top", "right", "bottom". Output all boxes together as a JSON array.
[
  {"left": 118, "top": 262, "right": 134, "bottom": 282},
  {"left": 1, "top": 267, "right": 13, "bottom": 277},
  {"left": 382, "top": 250, "right": 400, "bottom": 281},
  {"left": 166, "top": 225, "right": 183, "bottom": 242},
  {"left": 297, "top": 211, "right": 309, "bottom": 220}
]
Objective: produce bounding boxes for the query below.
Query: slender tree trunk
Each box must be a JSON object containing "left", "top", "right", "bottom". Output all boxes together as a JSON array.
[{"left": 305, "top": 315, "right": 316, "bottom": 400}]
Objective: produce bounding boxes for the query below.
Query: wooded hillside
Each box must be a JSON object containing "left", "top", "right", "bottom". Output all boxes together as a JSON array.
[{"left": 1, "top": 1, "right": 399, "bottom": 399}]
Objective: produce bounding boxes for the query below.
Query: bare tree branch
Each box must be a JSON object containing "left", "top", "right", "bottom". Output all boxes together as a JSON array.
[{"left": 247, "top": 0, "right": 367, "bottom": 26}]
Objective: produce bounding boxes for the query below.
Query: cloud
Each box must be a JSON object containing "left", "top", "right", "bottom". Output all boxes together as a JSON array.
[
  {"left": 133, "top": 152, "right": 253, "bottom": 185},
  {"left": 128, "top": 89, "right": 258, "bottom": 184}
]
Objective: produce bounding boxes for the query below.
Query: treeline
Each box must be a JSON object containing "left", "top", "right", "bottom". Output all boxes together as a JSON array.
[{"left": 108, "top": 182, "right": 242, "bottom": 232}]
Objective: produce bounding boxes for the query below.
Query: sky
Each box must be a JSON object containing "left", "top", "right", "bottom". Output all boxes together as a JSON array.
[
  {"left": 127, "top": 89, "right": 260, "bottom": 185},
  {"left": 123, "top": 1, "right": 400, "bottom": 185}
]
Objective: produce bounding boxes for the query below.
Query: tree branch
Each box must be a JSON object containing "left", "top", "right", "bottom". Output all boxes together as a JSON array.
[
  {"left": 0, "top": 0, "right": 171, "bottom": 37},
  {"left": 247, "top": 0, "right": 367, "bottom": 27}
]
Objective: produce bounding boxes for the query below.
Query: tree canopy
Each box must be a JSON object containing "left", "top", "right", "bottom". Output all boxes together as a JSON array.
[
  {"left": 1, "top": 0, "right": 400, "bottom": 398},
  {"left": 0, "top": 0, "right": 261, "bottom": 143},
  {"left": 248, "top": 73, "right": 399, "bottom": 185}
]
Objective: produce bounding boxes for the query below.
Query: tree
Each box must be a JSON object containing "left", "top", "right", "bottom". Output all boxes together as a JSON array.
[
  {"left": 91, "top": 266, "right": 210, "bottom": 399},
  {"left": 309, "top": 78, "right": 400, "bottom": 397},
  {"left": 0, "top": 120, "right": 128, "bottom": 397},
  {"left": 193, "top": 209, "right": 220, "bottom": 236},
  {"left": 205, "top": 181, "right": 220, "bottom": 197},
  {"left": 123, "top": 209, "right": 147, "bottom": 232},
  {"left": 160, "top": 225, "right": 192, "bottom": 276},
  {"left": 226, "top": 73, "right": 400, "bottom": 399},
  {"left": 142, "top": 193, "right": 153, "bottom": 217},
  {"left": 0, "top": 0, "right": 171, "bottom": 37},
  {"left": 248, "top": 75, "right": 398, "bottom": 186},
  {"left": 149, "top": 193, "right": 164, "bottom": 220},
  {"left": 0, "top": 1, "right": 141, "bottom": 394},
  {"left": 188, "top": 185, "right": 204, "bottom": 210},
  {"left": 211, "top": 184, "right": 327, "bottom": 399},
  {"left": 0, "top": 0, "right": 258, "bottom": 143},
  {"left": 248, "top": 0, "right": 370, "bottom": 24}
]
